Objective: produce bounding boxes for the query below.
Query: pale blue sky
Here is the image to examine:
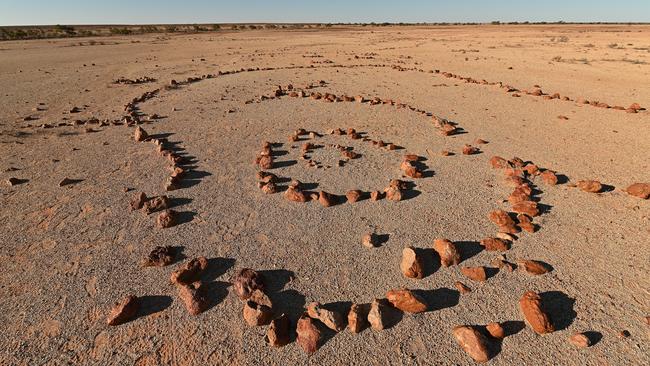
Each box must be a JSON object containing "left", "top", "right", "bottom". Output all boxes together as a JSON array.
[{"left": 2, "top": 0, "right": 649, "bottom": 26}]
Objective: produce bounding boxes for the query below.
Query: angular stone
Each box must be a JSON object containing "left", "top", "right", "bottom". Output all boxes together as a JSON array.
[
  {"left": 142, "top": 246, "right": 176, "bottom": 267},
  {"left": 517, "top": 260, "right": 550, "bottom": 275},
  {"left": 386, "top": 289, "right": 427, "bottom": 313},
  {"left": 177, "top": 281, "right": 209, "bottom": 315},
  {"left": 284, "top": 187, "right": 309, "bottom": 203},
  {"left": 243, "top": 300, "right": 273, "bottom": 326},
  {"left": 318, "top": 191, "right": 336, "bottom": 207},
  {"left": 540, "top": 170, "right": 558, "bottom": 185},
  {"left": 348, "top": 303, "right": 369, "bottom": 333},
  {"left": 143, "top": 195, "right": 170, "bottom": 214},
  {"left": 346, "top": 190, "right": 362, "bottom": 203},
  {"left": 385, "top": 186, "right": 403, "bottom": 201},
  {"left": 106, "top": 295, "right": 139, "bottom": 325},
  {"left": 400, "top": 247, "right": 425, "bottom": 279},
  {"left": 297, "top": 314, "right": 321, "bottom": 354},
  {"left": 519, "top": 291, "right": 555, "bottom": 334},
  {"left": 368, "top": 299, "right": 391, "bottom": 331},
  {"left": 486, "top": 322, "right": 505, "bottom": 339},
  {"left": 433, "top": 238, "right": 461, "bottom": 267},
  {"left": 370, "top": 191, "right": 383, "bottom": 201},
  {"left": 461, "top": 266, "right": 488, "bottom": 282},
  {"left": 455, "top": 281, "right": 472, "bottom": 294},
  {"left": 170, "top": 257, "right": 208, "bottom": 285},
  {"left": 134, "top": 126, "right": 148, "bottom": 142},
  {"left": 480, "top": 237, "right": 510, "bottom": 252},
  {"left": 489, "top": 156, "right": 508, "bottom": 169},
  {"left": 233, "top": 268, "right": 265, "bottom": 300},
  {"left": 512, "top": 201, "right": 539, "bottom": 217},
  {"left": 265, "top": 314, "right": 291, "bottom": 347},
  {"left": 517, "top": 214, "right": 535, "bottom": 233},
  {"left": 156, "top": 209, "right": 177, "bottom": 228},
  {"left": 362, "top": 233, "right": 379, "bottom": 248},
  {"left": 462, "top": 144, "right": 480, "bottom": 155},
  {"left": 307, "top": 302, "right": 345, "bottom": 331},
  {"left": 130, "top": 192, "right": 147, "bottom": 210},
  {"left": 453, "top": 325, "right": 492, "bottom": 363}
]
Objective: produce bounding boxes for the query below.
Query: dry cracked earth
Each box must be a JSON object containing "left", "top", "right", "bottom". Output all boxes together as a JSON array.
[{"left": 1, "top": 25, "right": 649, "bottom": 365}]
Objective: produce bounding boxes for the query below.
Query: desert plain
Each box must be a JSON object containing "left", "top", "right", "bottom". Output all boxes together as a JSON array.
[{"left": 0, "top": 24, "right": 649, "bottom": 365}]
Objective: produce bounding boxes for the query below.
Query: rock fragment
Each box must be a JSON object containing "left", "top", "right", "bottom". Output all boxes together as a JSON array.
[
  {"left": 480, "top": 237, "right": 510, "bottom": 252},
  {"left": 455, "top": 281, "right": 472, "bottom": 294},
  {"left": 346, "top": 190, "right": 362, "bottom": 203},
  {"left": 285, "top": 187, "right": 309, "bottom": 202},
  {"left": 106, "top": 295, "right": 139, "bottom": 325},
  {"left": 177, "top": 281, "right": 209, "bottom": 315},
  {"left": 156, "top": 209, "right": 177, "bottom": 228},
  {"left": 540, "top": 170, "right": 558, "bottom": 185},
  {"left": 318, "top": 191, "right": 336, "bottom": 207},
  {"left": 576, "top": 180, "right": 603, "bottom": 193},
  {"left": 307, "top": 302, "right": 345, "bottom": 331},
  {"left": 569, "top": 332, "right": 592, "bottom": 348},
  {"left": 368, "top": 299, "right": 392, "bottom": 331},
  {"left": 517, "top": 214, "right": 535, "bottom": 233},
  {"left": 453, "top": 325, "right": 492, "bottom": 363},
  {"left": 134, "top": 126, "right": 148, "bottom": 142},
  {"left": 461, "top": 266, "right": 488, "bottom": 282},
  {"left": 142, "top": 246, "right": 176, "bottom": 267},
  {"left": 130, "top": 192, "right": 147, "bottom": 210},
  {"left": 386, "top": 289, "right": 427, "bottom": 313},
  {"left": 462, "top": 144, "right": 480, "bottom": 155},
  {"left": 433, "top": 239, "right": 461, "bottom": 267},
  {"left": 143, "top": 195, "right": 170, "bottom": 214},
  {"left": 486, "top": 322, "right": 505, "bottom": 339},
  {"left": 519, "top": 291, "right": 555, "bottom": 334},
  {"left": 517, "top": 260, "right": 550, "bottom": 275},
  {"left": 348, "top": 304, "right": 369, "bottom": 333},
  {"left": 243, "top": 300, "right": 273, "bottom": 326},
  {"left": 512, "top": 200, "right": 539, "bottom": 217},
  {"left": 233, "top": 268, "right": 265, "bottom": 300},
  {"left": 625, "top": 183, "right": 650, "bottom": 199},
  {"left": 296, "top": 314, "right": 321, "bottom": 354},
  {"left": 265, "top": 314, "right": 291, "bottom": 347},
  {"left": 170, "top": 257, "right": 208, "bottom": 285},
  {"left": 362, "top": 233, "right": 379, "bottom": 248},
  {"left": 400, "top": 247, "right": 425, "bottom": 279}
]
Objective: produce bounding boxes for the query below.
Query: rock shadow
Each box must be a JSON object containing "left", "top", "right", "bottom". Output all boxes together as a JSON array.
[
  {"left": 137, "top": 295, "right": 173, "bottom": 318},
  {"left": 540, "top": 291, "right": 576, "bottom": 331},
  {"left": 415, "top": 288, "right": 460, "bottom": 312},
  {"left": 456, "top": 241, "right": 483, "bottom": 263}
]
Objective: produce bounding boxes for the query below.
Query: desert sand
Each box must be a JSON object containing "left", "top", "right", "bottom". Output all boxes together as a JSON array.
[{"left": 1, "top": 25, "right": 649, "bottom": 365}]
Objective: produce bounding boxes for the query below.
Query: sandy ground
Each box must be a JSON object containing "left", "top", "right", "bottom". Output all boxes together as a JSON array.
[{"left": 0, "top": 25, "right": 649, "bottom": 365}]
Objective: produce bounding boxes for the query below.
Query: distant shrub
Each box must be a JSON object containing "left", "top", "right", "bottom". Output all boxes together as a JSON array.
[{"left": 110, "top": 27, "right": 132, "bottom": 35}]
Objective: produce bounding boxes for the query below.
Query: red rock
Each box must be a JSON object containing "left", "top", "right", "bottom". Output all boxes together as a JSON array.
[
  {"left": 508, "top": 187, "right": 530, "bottom": 205},
  {"left": 297, "top": 314, "right": 321, "bottom": 354},
  {"left": 490, "top": 156, "right": 508, "bottom": 169},
  {"left": 307, "top": 302, "right": 345, "bottom": 331},
  {"left": 348, "top": 303, "right": 369, "bottom": 333},
  {"left": 400, "top": 247, "right": 425, "bottom": 279},
  {"left": 440, "top": 150, "right": 452, "bottom": 156},
  {"left": 318, "top": 191, "right": 336, "bottom": 207},
  {"left": 260, "top": 182, "right": 279, "bottom": 194},
  {"left": 346, "top": 190, "right": 362, "bottom": 203},
  {"left": 519, "top": 291, "right": 555, "bottom": 334},
  {"left": 462, "top": 144, "right": 480, "bottom": 155},
  {"left": 453, "top": 325, "right": 492, "bottom": 363},
  {"left": 170, "top": 257, "right": 208, "bottom": 285},
  {"left": 509, "top": 157, "right": 525, "bottom": 168},
  {"left": 243, "top": 299, "right": 273, "bottom": 326},
  {"left": 625, "top": 183, "right": 650, "bottom": 199},
  {"left": 258, "top": 155, "right": 273, "bottom": 169},
  {"left": 284, "top": 187, "right": 309, "bottom": 202},
  {"left": 504, "top": 176, "right": 526, "bottom": 187},
  {"left": 455, "top": 281, "right": 472, "bottom": 294},
  {"left": 524, "top": 163, "right": 540, "bottom": 176},
  {"left": 368, "top": 299, "right": 392, "bottom": 330},
  {"left": 134, "top": 126, "right": 148, "bottom": 142},
  {"left": 404, "top": 154, "right": 419, "bottom": 162},
  {"left": 489, "top": 210, "right": 515, "bottom": 227},
  {"left": 106, "top": 295, "right": 139, "bottom": 325},
  {"left": 387, "top": 143, "right": 397, "bottom": 150},
  {"left": 629, "top": 102, "right": 642, "bottom": 111},
  {"left": 130, "top": 192, "right": 148, "bottom": 210},
  {"left": 403, "top": 165, "right": 423, "bottom": 178},
  {"left": 461, "top": 266, "right": 488, "bottom": 282},
  {"left": 142, "top": 246, "right": 176, "bottom": 267},
  {"left": 576, "top": 180, "right": 602, "bottom": 193},
  {"left": 517, "top": 214, "right": 535, "bottom": 233},
  {"left": 504, "top": 167, "right": 525, "bottom": 178},
  {"left": 475, "top": 138, "right": 488, "bottom": 144},
  {"left": 370, "top": 190, "right": 383, "bottom": 201},
  {"left": 386, "top": 289, "right": 427, "bottom": 313},
  {"left": 512, "top": 201, "right": 539, "bottom": 217},
  {"left": 265, "top": 314, "right": 290, "bottom": 347},
  {"left": 58, "top": 177, "right": 78, "bottom": 187},
  {"left": 156, "top": 209, "right": 177, "bottom": 228},
  {"left": 433, "top": 239, "right": 461, "bottom": 267},
  {"left": 233, "top": 268, "right": 265, "bottom": 300},
  {"left": 480, "top": 237, "right": 510, "bottom": 251},
  {"left": 569, "top": 333, "right": 592, "bottom": 348},
  {"left": 540, "top": 170, "right": 558, "bottom": 185},
  {"left": 486, "top": 322, "right": 505, "bottom": 339},
  {"left": 178, "top": 281, "right": 209, "bottom": 315},
  {"left": 385, "top": 186, "right": 403, "bottom": 201},
  {"left": 517, "top": 260, "right": 550, "bottom": 275},
  {"left": 143, "top": 195, "right": 170, "bottom": 214},
  {"left": 331, "top": 128, "right": 344, "bottom": 135}
]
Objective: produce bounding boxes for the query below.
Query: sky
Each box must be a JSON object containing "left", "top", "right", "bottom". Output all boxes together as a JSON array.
[{"left": 1, "top": 0, "right": 649, "bottom": 26}]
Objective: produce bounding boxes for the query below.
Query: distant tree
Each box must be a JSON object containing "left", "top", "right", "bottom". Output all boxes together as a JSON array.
[
  {"left": 491, "top": 21, "right": 501, "bottom": 25},
  {"left": 54, "top": 24, "right": 76, "bottom": 35},
  {"left": 212, "top": 24, "right": 221, "bottom": 31},
  {"left": 110, "top": 27, "right": 132, "bottom": 35},
  {"left": 166, "top": 25, "right": 178, "bottom": 33}
]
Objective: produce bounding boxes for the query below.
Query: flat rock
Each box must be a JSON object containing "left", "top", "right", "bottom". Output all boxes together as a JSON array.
[
  {"left": 386, "top": 288, "right": 427, "bottom": 313},
  {"left": 170, "top": 257, "right": 208, "bottom": 285},
  {"left": 106, "top": 295, "right": 139, "bottom": 325},
  {"left": 453, "top": 325, "right": 492, "bottom": 363},
  {"left": 519, "top": 291, "right": 555, "bottom": 334}
]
